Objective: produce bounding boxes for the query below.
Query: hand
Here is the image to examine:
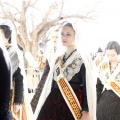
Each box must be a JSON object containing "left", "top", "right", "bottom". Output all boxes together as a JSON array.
[
  {"left": 13, "top": 104, "right": 21, "bottom": 113},
  {"left": 81, "top": 111, "right": 90, "bottom": 120}
]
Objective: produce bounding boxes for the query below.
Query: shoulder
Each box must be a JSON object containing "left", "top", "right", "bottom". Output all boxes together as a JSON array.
[{"left": 71, "top": 51, "right": 83, "bottom": 65}]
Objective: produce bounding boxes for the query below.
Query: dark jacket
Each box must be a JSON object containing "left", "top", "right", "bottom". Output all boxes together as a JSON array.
[
  {"left": 13, "top": 67, "right": 23, "bottom": 104},
  {"left": 0, "top": 48, "right": 11, "bottom": 117}
]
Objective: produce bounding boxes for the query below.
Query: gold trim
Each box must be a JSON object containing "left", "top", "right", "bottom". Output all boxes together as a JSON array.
[
  {"left": 110, "top": 81, "right": 120, "bottom": 96},
  {"left": 59, "top": 78, "right": 82, "bottom": 120}
]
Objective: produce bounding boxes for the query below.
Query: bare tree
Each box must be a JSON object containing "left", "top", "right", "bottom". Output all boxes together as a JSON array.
[
  {"left": 0, "top": 0, "right": 99, "bottom": 96},
  {"left": 0, "top": 0, "right": 97, "bottom": 58}
]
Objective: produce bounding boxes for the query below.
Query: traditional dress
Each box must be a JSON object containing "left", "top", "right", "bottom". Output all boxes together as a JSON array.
[
  {"left": 33, "top": 44, "right": 96, "bottom": 120},
  {"left": 36, "top": 50, "right": 88, "bottom": 120},
  {"left": 97, "top": 59, "right": 120, "bottom": 120}
]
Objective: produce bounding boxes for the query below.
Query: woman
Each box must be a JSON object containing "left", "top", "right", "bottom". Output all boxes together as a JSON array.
[
  {"left": 45, "top": 30, "right": 59, "bottom": 65},
  {"left": 0, "top": 25, "right": 24, "bottom": 120},
  {"left": 97, "top": 41, "right": 120, "bottom": 120},
  {"left": 31, "top": 30, "right": 59, "bottom": 113},
  {"left": 34, "top": 23, "right": 97, "bottom": 120}
]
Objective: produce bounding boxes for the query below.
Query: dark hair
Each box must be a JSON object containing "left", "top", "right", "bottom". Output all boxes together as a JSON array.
[
  {"left": 97, "top": 47, "right": 103, "bottom": 53},
  {"left": 63, "top": 23, "right": 75, "bottom": 34},
  {"left": 106, "top": 41, "right": 120, "bottom": 55},
  {"left": 0, "top": 25, "right": 12, "bottom": 43}
]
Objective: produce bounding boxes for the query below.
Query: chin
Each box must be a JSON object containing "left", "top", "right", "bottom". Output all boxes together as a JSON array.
[{"left": 62, "top": 43, "right": 67, "bottom": 46}]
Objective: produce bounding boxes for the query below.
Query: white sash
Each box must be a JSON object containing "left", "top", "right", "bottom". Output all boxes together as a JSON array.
[
  {"left": 99, "top": 61, "right": 120, "bottom": 97},
  {"left": 54, "top": 57, "right": 82, "bottom": 120}
]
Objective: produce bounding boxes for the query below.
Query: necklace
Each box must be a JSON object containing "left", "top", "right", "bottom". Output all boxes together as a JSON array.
[
  {"left": 110, "top": 61, "right": 120, "bottom": 73},
  {"left": 63, "top": 49, "right": 77, "bottom": 64}
]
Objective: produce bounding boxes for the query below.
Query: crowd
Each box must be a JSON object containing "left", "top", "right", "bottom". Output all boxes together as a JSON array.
[{"left": 0, "top": 23, "right": 120, "bottom": 120}]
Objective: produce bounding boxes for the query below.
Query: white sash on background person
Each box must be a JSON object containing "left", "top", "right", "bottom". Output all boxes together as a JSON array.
[{"left": 99, "top": 61, "right": 120, "bottom": 97}]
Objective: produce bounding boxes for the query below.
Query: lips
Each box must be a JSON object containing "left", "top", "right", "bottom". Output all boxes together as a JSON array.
[{"left": 62, "top": 41, "right": 67, "bottom": 43}]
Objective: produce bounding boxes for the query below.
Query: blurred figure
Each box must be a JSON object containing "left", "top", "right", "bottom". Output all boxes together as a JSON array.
[
  {"left": 0, "top": 25, "right": 24, "bottom": 120},
  {"left": 0, "top": 28, "right": 12, "bottom": 120},
  {"left": 94, "top": 47, "right": 104, "bottom": 67},
  {"left": 31, "top": 30, "right": 59, "bottom": 113},
  {"left": 97, "top": 41, "right": 120, "bottom": 120},
  {"left": 44, "top": 30, "right": 59, "bottom": 64},
  {"left": 37, "top": 48, "right": 46, "bottom": 75}
]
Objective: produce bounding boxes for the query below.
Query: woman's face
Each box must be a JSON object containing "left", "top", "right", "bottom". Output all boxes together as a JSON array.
[
  {"left": 61, "top": 26, "right": 75, "bottom": 47},
  {"left": 51, "top": 31, "right": 58, "bottom": 44},
  {"left": 96, "top": 52, "right": 103, "bottom": 61},
  {"left": 106, "top": 49, "right": 119, "bottom": 63}
]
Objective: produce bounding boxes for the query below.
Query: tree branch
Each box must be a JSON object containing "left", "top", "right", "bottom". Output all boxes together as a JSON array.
[
  {"left": 16, "top": 34, "right": 25, "bottom": 51},
  {"left": 0, "top": 2, "right": 20, "bottom": 13},
  {"left": 24, "top": 0, "right": 32, "bottom": 12},
  {"left": 59, "top": 0, "right": 64, "bottom": 17},
  {"left": 0, "top": 3, "right": 21, "bottom": 23}
]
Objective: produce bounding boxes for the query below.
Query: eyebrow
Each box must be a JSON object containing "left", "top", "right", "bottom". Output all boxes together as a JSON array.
[{"left": 61, "top": 32, "right": 71, "bottom": 34}]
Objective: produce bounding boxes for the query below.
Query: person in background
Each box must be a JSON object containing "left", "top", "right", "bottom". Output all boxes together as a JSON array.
[
  {"left": 97, "top": 41, "right": 120, "bottom": 120},
  {"left": 26, "top": 30, "right": 59, "bottom": 69},
  {"left": 0, "top": 25, "right": 24, "bottom": 120},
  {"left": 0, "top": 28, "right": 12, "bottom": 120},
  {"left": 44, "top": 30, "right": 59, "bottom": 64},
  {"left": 30, "top": 30, "right": 59, "bottom": 113},
  {"left": 37, "top": 48, "right": 46, "bottom": 76},
  {"left": 94, "top": 47, "right": 104, "bottom": 67}
]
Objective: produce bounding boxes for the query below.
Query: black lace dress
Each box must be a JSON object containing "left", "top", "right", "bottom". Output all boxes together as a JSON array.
[
  {"left": 97, "top": 78, "right": 120, "bottom": 120},
  {"left": 37, "top": 63, "right": 88, "bottom": 120}
]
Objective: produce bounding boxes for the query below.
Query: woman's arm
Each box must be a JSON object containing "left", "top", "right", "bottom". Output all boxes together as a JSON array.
[
  {"left": 13, "top": 67, "right": 24, "bottom": 104},
  {"left": 96, "top": 78, "right": 103, "bottom": 103},
  {"left": 80, "top": 63, "right": 89, "bottom": 119},
  {"left": 80, "top": 64, "right": 88, "bottom": 111}
]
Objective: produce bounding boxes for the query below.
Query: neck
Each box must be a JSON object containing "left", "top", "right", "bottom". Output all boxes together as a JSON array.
[
  {"left": 110, "top": 60, "right": 119, "bottom": 66},
  {"left": 65, "top": 45, "right": 76, "bottom": 57}
]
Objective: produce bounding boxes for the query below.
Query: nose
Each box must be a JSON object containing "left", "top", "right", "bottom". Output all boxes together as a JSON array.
[{"left": 108, "top": 56, "right": 112, "bottom": 62}]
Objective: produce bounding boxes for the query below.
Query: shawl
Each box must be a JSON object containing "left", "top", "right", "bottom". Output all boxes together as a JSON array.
[
  {"left": 34, "top": 46, "right": 97, "bottom": 120},
  {"left": 98, "top": 56, "right": 120, "bottom": 97},
  {"left": 7, "top": 45, "right": 19, "bottom": 75}
]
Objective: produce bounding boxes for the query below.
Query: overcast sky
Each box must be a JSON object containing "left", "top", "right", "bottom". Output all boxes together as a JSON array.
[
  {"left": 76, "top": 0, "right": 120, "bottom": 53},
  {"left": 1, "top": 0, "right": 120, "bottom": 54}
]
